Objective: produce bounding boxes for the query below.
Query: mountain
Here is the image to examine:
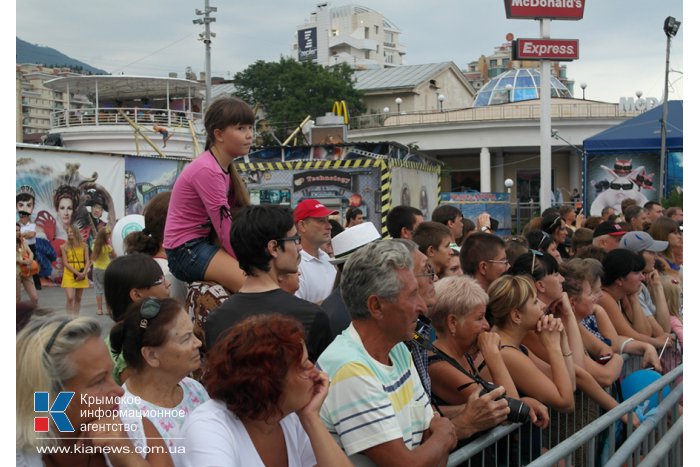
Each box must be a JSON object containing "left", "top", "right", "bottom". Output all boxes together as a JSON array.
[{"left": 16, "top": 37, "right": 107, "bottom": 74}]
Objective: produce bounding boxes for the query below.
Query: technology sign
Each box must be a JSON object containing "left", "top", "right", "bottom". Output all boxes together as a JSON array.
[
  {"left": 512, "top": 38, "right": 579, "bottom": 60},
  {"left": 504, "top": 0, "right": 585, "bottom": 20}
]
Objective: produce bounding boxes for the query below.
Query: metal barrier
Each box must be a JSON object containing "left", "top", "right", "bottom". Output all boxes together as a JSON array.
[
  {"left": 445, "top": 357, "right": 683, "bottom": 467},
  {"left": 605, "top": 385, "right": 683, "bottom": 467},
  {"left": 528, "top": 364, "right": 682, "bottom": 467}
]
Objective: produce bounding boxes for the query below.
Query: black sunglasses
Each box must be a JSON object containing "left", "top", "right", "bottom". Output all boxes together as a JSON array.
[
  {"left": 139, "top": 298, "right": 162, "bottom": 329},
  {"left": 277, "top": 234, "right": 301, "bottom": 245}
]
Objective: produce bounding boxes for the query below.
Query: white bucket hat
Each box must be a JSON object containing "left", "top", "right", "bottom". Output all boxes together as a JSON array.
[{"left": 329, "top": 222, "right": 382, "bottom": 265}]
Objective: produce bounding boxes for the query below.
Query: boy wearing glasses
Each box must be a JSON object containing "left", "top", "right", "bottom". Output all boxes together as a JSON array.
[
  {"left": 460, "top": 233, "right": 510, "bottom": 293},
  {"left": 205, "top": 205, "right": 332, "bottom": 361}
]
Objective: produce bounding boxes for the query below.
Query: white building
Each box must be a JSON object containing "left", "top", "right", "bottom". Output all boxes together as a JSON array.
[
  {"left": 294, "top": 3, "right": 406, "bottom": 70},
  {"left": 16, "top": 64, "right": 91, "bottom": 143}
]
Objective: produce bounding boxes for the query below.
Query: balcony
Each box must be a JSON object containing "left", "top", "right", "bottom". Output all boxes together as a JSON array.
[
  {"left": 50, "top": 106, "right": 203, "bottom": 129},
  {"left": 349, "top": 101, "right": 645, "bottom": 130}
]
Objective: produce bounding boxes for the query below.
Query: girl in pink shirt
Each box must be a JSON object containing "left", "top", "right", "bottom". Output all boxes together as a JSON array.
[{"left": 164, "top": 97, "right": 252, "bottom": 293}]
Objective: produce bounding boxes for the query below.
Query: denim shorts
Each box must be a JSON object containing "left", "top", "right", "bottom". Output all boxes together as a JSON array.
[{"left": 165, "top": 237, "right": 218, "bottom": 283}]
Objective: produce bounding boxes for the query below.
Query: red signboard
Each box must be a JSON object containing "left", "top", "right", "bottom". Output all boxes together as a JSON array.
[
  {"left": 512, "top": 39, "right": 579, "bottom": 61},
  {"left": 504, "top": 0, "right": 585, "bottom": 20}
]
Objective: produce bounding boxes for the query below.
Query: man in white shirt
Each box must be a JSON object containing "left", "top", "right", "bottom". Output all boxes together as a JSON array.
[
  {"left": 294, "top": 199, "right": 338, "bottom": 304},
  {"left": 17, "top": 185, "right": 41, "bottom": 290}
]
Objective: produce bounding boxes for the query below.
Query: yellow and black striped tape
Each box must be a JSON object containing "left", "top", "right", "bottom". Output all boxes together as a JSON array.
[{"left": 236, "top": 158, "right": 384, "bottom": 172}]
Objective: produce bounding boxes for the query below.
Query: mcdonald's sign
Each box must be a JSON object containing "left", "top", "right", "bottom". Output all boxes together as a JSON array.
[{"left": 332, "top": 100, "right": 349, "bottom": 124}]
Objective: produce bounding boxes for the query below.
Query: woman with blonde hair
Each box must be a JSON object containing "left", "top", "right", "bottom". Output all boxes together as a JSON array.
[
  {"left": 487, "top": 274, "right": 575, "bottom": 412},
  {"left": 60, "top": 225, "right": 91, "bottom": 315},
  {"left": 427, "top": 275, "right": 549, "bottom": 427},
  {"left": 17, "top": 313, "right": 173, "bottom": 466},
  {"left": 91, "top": 226, "right": 116, "bottom": 316},
  {"left": 648, "top": 217, "right": 682, "bottom": 281}
]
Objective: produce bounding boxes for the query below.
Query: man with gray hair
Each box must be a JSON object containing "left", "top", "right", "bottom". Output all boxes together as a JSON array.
[
  {"left": 317, "top": 240, "right": 457, "bottom": 465},
  {"left": 624, "top": 205, "right": 650, "bottom": 231}
]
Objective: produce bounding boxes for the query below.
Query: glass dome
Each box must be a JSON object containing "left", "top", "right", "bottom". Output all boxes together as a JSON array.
[{"left": 473, "top": 68, "right": 572, "bottom": 107}]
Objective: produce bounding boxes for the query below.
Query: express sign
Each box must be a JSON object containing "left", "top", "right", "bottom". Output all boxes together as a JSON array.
[
  {"left": 512, "top": 39, "right": 579, "bottom": 60},
  {"left": 504, "top": 0, "right": 585, "bottom": 20}
]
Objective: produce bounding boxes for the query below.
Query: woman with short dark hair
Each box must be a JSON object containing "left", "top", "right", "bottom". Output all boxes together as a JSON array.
[{"left": 110, "top": 298, "right": 209, "bottom": 466}]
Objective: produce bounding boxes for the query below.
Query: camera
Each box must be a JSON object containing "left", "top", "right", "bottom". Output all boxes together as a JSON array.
[
  {"left": 413, "top": 317, "right": 531, "bottom": 425},
  {"left": 479, "top": 380, "right": 531, "bottom": 424}
]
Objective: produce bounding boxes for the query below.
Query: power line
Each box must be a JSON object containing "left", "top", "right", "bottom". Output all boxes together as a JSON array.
[{"left": 111, "top": 33, "right": 195, "bottom": 73}]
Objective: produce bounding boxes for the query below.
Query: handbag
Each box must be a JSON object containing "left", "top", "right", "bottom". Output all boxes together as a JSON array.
[{"left": 20, "top": 250, "right": 39, "bottom": 277}]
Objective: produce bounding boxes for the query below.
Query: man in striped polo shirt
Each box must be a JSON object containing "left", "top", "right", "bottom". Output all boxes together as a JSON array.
[{"left": 317, "top": 240, "right": 457, "bottom": 466}]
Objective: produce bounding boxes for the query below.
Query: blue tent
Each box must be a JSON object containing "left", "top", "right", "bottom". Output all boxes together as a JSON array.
[{"left": 583, "top": 100, "right": 683, "bottom": 154}]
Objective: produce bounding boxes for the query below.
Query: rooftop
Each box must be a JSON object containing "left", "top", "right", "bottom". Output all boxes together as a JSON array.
[
  {"left": 474, "top": 68, "right": 572, "bottom": 107},
  {"left": 353, "top": 62, "right": 455, "bottom": 91}
]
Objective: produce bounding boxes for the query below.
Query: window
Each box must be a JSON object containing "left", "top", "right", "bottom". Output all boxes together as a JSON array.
[
  {"left": 364, "top": 27, "right": 369, "bottom": 39},
  {"left": 375, "top": 25, "right": 379, "bottom": 34},
  {"left": 450, "top": 171, "right": 481, "bottom": 192}
]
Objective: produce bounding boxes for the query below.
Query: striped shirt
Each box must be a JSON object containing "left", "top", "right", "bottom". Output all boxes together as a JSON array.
[{"left": 317, "top": 324, "right": 433, "bottom": 461}]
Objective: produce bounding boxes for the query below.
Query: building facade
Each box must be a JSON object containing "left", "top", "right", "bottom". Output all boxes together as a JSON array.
[
  {"left": 352, "top": 62, "right": 476, "bottom": 118},
  {"left": 294, "top": 3, "right": 406, "bottom": 70},
  {"left": 16, "top": 64, "right": 91, "bottom": 143}
]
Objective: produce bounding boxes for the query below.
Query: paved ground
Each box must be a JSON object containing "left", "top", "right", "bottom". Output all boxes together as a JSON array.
[{"left": 20, "top": 284, "right": 114, "bottom": 336}]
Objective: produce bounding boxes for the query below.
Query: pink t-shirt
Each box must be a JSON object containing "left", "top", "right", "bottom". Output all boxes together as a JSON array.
[
  {"left": 164, "top": 151, "right": 236, "bottom": 257},
  {"left": 670, "top": 316, "right": 683, "bottom": 345}
]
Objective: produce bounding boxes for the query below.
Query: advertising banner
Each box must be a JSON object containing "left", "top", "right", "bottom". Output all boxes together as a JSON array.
[
  {"left": 16, "top": 148, "right": 124, "bottom": 283},
  {"left": 586, "top": 153, "right": 661, "bottom": 216},
  {"left": 392, "top": 167, "right": 438, "bottom": 219},
  {"left": 298, "top": 28, "right": 318, "bottom": 61},
  {"left": 124, "top": 156, "right": 189, "bottom": 215},
  {"left": 504, "top": 0, "right": 585, "bottom": 20},
  {"left": 512, "top": 38, "right": 579, "bottom": 60}
]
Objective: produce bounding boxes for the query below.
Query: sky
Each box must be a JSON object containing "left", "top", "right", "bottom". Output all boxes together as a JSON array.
[{"left": 15, "top": 0, "right": 686, "bottom": 104}]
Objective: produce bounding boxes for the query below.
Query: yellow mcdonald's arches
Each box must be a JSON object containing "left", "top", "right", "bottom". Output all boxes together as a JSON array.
[{"left": 332, "top": 100, "right": 349, "bottom": 124}]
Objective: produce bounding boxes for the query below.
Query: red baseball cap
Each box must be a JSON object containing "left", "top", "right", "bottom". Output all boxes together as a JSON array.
[{"left": 293, "top": 199, "right": 339, "bottom": 222}]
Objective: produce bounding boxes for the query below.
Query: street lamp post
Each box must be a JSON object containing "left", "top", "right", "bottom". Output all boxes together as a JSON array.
[
  {"left": 438, "top": 94, "right": 445, "bottom": 112},
  {"left": 505, "top": 178, "right": 516, "bottom": 230},
  {"left": 395, "top": 97, "right": 402, "bottom": 114},
  {"left": 505, "top": 84, "right": 513, "bottom": 103},
  {"left": 193, "top": 0, "right": 217, "bottom": 108},
  {"left": 580, "top": 82, "right": 587, "bottom": 100},
  {"left": 660, "top": 16, "right": 681, "bottom": 198}
]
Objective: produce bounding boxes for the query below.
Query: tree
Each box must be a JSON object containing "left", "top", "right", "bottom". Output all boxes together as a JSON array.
[{"left": 232, "top": 58, "right": 365, "bottom": 144}]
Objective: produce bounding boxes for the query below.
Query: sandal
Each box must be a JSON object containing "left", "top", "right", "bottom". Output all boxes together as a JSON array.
[{"left": 97, "top": 310, "right": 104, "bottom": 315}]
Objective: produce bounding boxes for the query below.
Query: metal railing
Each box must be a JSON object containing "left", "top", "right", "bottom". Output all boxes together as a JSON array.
[
  {"left": 445, "top": 356, "right": 683, "bottom": 467},
  {"left": 50, "top": 107, "right": 203, "bottom": 129},
  {"left": 350, "top": 102, "right": 644, "bottom": 130},
  {"left": 530, "top": 366, "right": 683, "bottom": 467}
]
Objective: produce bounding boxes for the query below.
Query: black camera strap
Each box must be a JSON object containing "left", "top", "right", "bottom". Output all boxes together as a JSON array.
[{"left": 412, "top": 331, "right": 481, "bottom": 385}]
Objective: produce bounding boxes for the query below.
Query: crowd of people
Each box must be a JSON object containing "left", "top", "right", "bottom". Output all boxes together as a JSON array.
[{"left": 16, "top": 96, "right": 682, "bottom": 466}]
